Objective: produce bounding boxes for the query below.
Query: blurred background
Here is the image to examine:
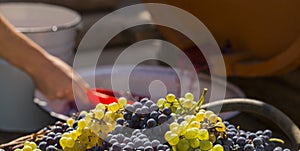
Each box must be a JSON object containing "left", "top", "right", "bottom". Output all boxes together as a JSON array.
[{"left": 1, "top": 0, "right": 300, "bottom": 147}]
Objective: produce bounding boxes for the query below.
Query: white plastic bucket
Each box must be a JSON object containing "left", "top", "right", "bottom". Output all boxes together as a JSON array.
[{"left": 0, "top": 2, "right": 81, "bottom": 64}]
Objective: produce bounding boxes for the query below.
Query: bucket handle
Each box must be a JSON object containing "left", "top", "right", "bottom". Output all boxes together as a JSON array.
[{"left": 202, "top": 98, "right": 300, "bottom": 150}]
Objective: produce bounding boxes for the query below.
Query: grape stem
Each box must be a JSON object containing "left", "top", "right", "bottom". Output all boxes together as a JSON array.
[
  {"left": 190, "top": 88, "right": 208, "bottom": 112},
  {"left": 176, "top": 99, "right": 187, "bottom": 114}
]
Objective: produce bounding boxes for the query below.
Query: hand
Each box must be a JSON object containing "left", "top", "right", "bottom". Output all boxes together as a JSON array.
[{"left": 30, "top": 55, "right": 89, "bottom": 101}]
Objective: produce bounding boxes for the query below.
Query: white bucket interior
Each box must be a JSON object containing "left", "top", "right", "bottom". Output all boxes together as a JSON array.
[{"left": 0, "top": 3, "right": 81, "bottom": 32}]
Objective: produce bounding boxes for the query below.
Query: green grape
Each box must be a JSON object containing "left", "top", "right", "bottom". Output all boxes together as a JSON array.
[
  {"left": 87, "top": 135, "right": 99, "bottom": 149},
  {"left": 184, "top": 127, "right": 199, "bottom": 139},
  {"left": 164, "top": 102, "right": 172, "bottom": 108},
  {"left": 94, "top": 110, "right": 104, "bottom": 120},
  {"left": 198, "top": 129, "right": 209, "bottom": 140},
  {"left": 179, "top": 125, "right": 187, "bottom": 136},
  {"left": 170, "top": 122, "right": 179, "bottom": 130},
  {"left": 78, "top": 119, "right": 87, "bottom": 129},
  {"left": 28, "top": 142, "right": 37, "bottom": 149},
  {"left": 84, "top": 113, "right": 93, "bottom": 124},
  {"left": 188, "top": 138, "right": 200, "bottom": 148},
  {"left": 59, "top": 137, "right": 68, "bottom": 149},
  {"left": 180, "top": 120, "right": 188, "bottom": 127},
  {"left": 102, "top": 123, "right": 115, "bottom": 133},
  {"left": 184, "top": 115, "right": 195, "bottom": 123},
  {"left": 114, "top": 112, "right": 124, "bottom": 120},
  {"left": 184, "top": 92, "right": 194, "bottom": 101},
  {"left": 178, "top": 97, "right": 185, "bottom": 103},
  {"left": 212, "top": 144, "right": 224, "bottom": 151},
  {"left": 157, "top": 98, "right": 166, "bottom": 108},
  {"left": 80, "top": 111, "right": 88, "bottom": 116},
  {"left": 62, "top": 132, "right": 70, "bottom": 138},
  {"left": 73, "top": 142, "right": 85, "bottom": 151},
  {"left": 166, "top": 93, "right": 176, "bottom": 102},
  {"left": 103, "top": 111, "right": 114, "bottom": 122},
  {"left": 217, "top": 117, "right": 223, "bottom": 122},
  {"left": 107, "top": 102, "right": 120, "bottom": 112},
  {"left": 208, "top": 114, "right": 218, "bottom": 123},
  {"left": 195, "top": 112, "right": 205, "bottom": 122},
  {"left": 209, "top": 133, "right": 216, "bottom": 143},
  {"left": 66, "top": 118, "right": 75, "bottom": 127},
  {"left": 22, "top": 145, "right": 32, "bottom": 151},
  {"left": 82, "top": 127, "right": 91, "bottom": 136},
  {"left": 215, "top": 122, "right": 226, "bottom": 132},
  {"left": 78, "top": 134, "right": 89, "bottom": 144},
  {"left": 190, "top": 121, "right": 200, "bottom": 128},
  {"left": 173, "top": 101, "right": 179, "bottom": 108},
  {"left": 117, "top": 97, "right": 127, "bottom": 107},
  {"left": 199, "top": 109, "right": 206, "bottom": 113},
  {"left": 201, "top": 122, "right": 209, "bottom": 129},
  {"left": 183, "top": 99, "right": 194, "bottom": 108},
  {"left": 65, "top": 137, "right": 76, "bottom": 148},
  {"left": 171, "top": 126, "right": 180, "bottom": 134},
  {"left": 69, "top": 130, "right": 78, "bottom": 140},
  {"left": 168, "top": 133, "right": 180, "bottom": 145},
  {"left": 95, "top": 103, "right": 106, "bottom": 110},
  {"left": 199, "top": 140, "right": 213, "bottom": 150},
  {"left": 23, "top": 141, "right": 30, "bottom": 146},
  {"left": 89, "top": 123, "right": 101, "bottom": 133},
  {"left": 204, "top": 110, "right": 214, "bottom": 118},
  {"left": 75, "top": 128, "right": 82, "bottom": 136},
  {"left": 164, "top": 131, "right": 173, "bottom": 141},
  {"left": 176, "top": 138, "right": 190, "bottom": 151}
]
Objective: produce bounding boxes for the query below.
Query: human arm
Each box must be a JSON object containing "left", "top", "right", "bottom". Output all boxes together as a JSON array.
[{"left": 0, "top": 14, "right": 89, "bottom": 101}]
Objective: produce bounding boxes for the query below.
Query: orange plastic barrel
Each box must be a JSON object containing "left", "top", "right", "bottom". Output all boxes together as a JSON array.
[{"left": 144, "top": 0, "right": 300, "bottom": 76}]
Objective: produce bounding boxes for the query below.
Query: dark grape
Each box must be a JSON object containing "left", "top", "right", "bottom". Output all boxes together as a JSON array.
[
  {"left": 116, "top": 118, "right": 125, "bottom": 125},
  {"left": 38, "top": 141, "right": 47, "bottom": 150},
  {"left": 162, "top": 108, "right": 172, "bottom": 116},
  {"left": 45, "top": 145, "right": 57, "bottom": 151},
  {"left": 158, "top": 114, "right": 168, "bottom": 124},
  {"left": 149, "top": 111, "right": 159, "bottom": 119},
  {"left": 253, "top": 137, "right": 263, "bottom": 146},
  {"left": 147, "top": 118, "right": 157, "bottom": 128},
  {"left": 125, "top": 104, "right": 135, "bottom": 113},
  {"left": 46, "top": 137, "right": 56, "bottom": 145},
  {"left": 214, "top": 121, "right": 292, "bottom": 151},
  {"left": 140, "top": 98, "right": 149, "bottom": 104}
]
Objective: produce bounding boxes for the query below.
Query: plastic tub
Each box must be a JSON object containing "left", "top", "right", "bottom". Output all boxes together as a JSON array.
[{"left": 35, "top": 65, "right": 245, "bottom": 120}]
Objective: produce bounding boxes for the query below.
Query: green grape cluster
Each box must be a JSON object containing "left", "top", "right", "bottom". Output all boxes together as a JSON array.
[
  {"left": 13, "top": 141, "right": 40, "bottom": 151},
  {"left": 157, "top": 93, "right": 180, "bottom": 113},
  {"left": 162, "top": 91, "right": 226, "bottom": 151},
  {"left": 59, "top": 97, "right": 127, "bottom": 150}
]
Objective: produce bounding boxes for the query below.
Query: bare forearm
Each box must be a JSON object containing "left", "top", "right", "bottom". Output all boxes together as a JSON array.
[
  {"left": 0, "top": 15, "right": 88, "bottom": 101},
  {"left": 0, "top": 14, "right": 52, "bottom": 76}
]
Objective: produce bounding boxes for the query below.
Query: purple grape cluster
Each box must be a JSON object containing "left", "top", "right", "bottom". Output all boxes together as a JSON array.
[
  {"left": 37, "top": 121, "right": 70, "bottom": 151},
  {"left": 214, "top": 121, "right": 292, "bottom": 151},
  {"left": 121, "top": 98, "right": 174, "bottom": 129},
  {"left": 102, "top": 129, "right": 172, "bottom": 151},
  {"left": 99, "top": 98, "right": 174, "bottom": 151}
]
